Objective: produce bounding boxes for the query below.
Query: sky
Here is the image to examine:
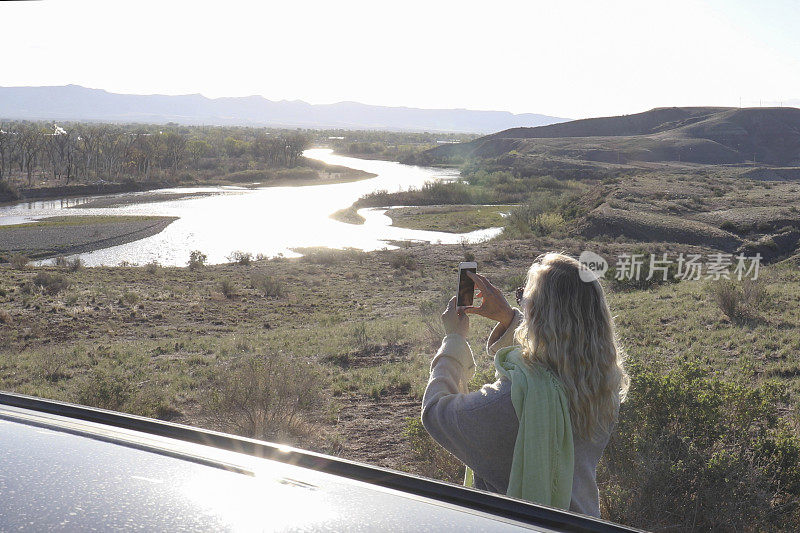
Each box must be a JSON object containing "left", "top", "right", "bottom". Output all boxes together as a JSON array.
[{"left": 3, "top": 0, "right": 799, "bottom": 119}]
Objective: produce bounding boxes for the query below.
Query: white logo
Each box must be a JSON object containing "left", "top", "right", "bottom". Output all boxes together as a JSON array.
[{"left": 578, "top": 250, "right": 608, "bottom": 282}]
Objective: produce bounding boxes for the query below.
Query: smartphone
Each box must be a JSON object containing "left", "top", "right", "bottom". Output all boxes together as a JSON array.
[{"left": 457, "top": 262, "right": 477, "bottom": 307}]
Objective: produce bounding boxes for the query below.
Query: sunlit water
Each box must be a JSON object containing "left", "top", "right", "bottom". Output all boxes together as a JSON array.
[{"left": 0, "top": 149, "right": 501, "bottom": 266}]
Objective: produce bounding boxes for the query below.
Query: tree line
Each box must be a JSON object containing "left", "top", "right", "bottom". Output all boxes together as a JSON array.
[{"left": 0, "top": 121, "right": 310, "bottom": 188}]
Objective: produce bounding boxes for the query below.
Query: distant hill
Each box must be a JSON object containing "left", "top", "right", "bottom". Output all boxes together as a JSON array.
[
  {"left": 0, "top": 85, "right": 568, "bottom": 134},
  {"left": 427, "top": 107, "right": 800, "bottom": 165}
]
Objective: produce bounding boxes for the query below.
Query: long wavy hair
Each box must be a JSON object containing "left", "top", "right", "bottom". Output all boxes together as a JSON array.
[{"left": 514, "top": 252, "right": 629, "bottom": 440}]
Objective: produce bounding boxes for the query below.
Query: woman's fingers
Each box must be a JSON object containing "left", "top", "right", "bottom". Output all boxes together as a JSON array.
[
  {"left": 462, "top": 304, "right": 492, "bottom": 317},
  {"left": 469, "top": 271, "right": 498, "bottom": 295},
  {"left": 475, "top": 272, "right": 499, "bottom": 293},
  {"left": 466, "top": 271, "right": 492, "bottom": 295},
  {"left": 465, "top": 270, "right": 483, "bottom": 287},
  {"left": 468, "top": 271, "right": 502, "bottom": 301}
]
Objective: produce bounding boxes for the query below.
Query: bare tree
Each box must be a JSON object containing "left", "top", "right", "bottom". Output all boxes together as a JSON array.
[
  {"left": 131, "top": 132, "right": 158, "bottom": 181},
  {"left": 16, "top": 125, "right": 43, "bottom": 187},
  {"left": 75, "top": 124, "right": 101, "bottom": 181},
  {"left": 0, "top": 123, "right": 11, "bottom": 181},
  {"left": 162, "top": 131, "right": 186, "bottom": 176},
  {"left": 44, "top": 124, "right": 76, "bottom": 182},
  {"left": 98, "top": 127, "right": 123, "bottom": 179}
]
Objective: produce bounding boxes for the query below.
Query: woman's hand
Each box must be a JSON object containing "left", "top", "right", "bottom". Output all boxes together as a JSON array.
[
  {"left": 441, "top": 296, "right": 469, "bottom": 337},
  {"left": 461, "top": 272, "right": 515, "bottom": 329}
]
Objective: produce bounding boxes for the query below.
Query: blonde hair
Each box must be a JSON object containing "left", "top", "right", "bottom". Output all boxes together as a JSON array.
[{"left": 514, "top": 252, "right": 629, "bottom": 440}]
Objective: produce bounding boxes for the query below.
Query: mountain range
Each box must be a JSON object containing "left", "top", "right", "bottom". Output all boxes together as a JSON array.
[
  {"left": 426, "top": 106, "right": 800, "bottom": 166},
  {"left": 0, "top": 85, "right": 568, "bottom": 133}
]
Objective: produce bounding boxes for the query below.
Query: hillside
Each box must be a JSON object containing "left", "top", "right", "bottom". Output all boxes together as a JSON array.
[
  {"left": 0, "top": 85, "right": 568, "bottom": 134},
  {"left": 426, "top": 107, "right": 800, "bottom": 165}
]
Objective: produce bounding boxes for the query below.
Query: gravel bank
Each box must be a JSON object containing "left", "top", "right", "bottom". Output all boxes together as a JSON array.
[{"left": 0, "top": 216, "right": 177, "bottom": 259}]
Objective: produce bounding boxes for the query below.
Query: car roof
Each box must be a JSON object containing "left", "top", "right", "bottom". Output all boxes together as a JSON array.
[{"left": 0, "top": 392, "right": 639, "bottom": 532}]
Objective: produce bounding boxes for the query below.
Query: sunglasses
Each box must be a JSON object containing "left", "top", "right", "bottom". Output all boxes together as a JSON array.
[{"left": 515, "top": 286, "right": 524, "bottom": 305}]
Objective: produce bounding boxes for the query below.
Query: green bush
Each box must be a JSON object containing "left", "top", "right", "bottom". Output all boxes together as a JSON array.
[
  {"left": 501, "top": 197, "right": 566, "bottom": 238},
  {"left": 227, "top": 250, "right": 252, "bottom": 266},
  {"left": 355, "top": 181, "right": 479, "bottom": 208},
  {"left": 187, "top": 250, "right": 207, "bottom": 270},
  {"left": 600, "top": 360, "right": 800, "bottom": 531}
]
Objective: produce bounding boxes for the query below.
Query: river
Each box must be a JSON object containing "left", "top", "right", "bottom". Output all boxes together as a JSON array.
[{"left": 0, "top": 149, "right": 501, "bottom": 266}]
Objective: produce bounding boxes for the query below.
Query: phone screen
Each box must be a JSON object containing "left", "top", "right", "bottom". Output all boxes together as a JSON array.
[{"left": 457, "top": 263, "right": 477, "bottom": 307}]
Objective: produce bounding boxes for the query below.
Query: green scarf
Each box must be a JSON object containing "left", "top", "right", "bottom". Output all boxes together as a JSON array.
[{"left": 465, "top": 345, "right": 574, "bottom": 509}]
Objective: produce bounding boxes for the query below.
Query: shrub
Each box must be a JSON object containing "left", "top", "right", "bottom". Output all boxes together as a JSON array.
[
  {"left": 10, "top": 253, "right": 29, "bottom": 270},
  {"left": 299, "top": 247, "right": 367, "bottom": 265},
  {"left": 741, "top": 277, "right": 770, "bottom": 309},
  {"left": 211, "top": 352, "right": 322, "bottom": 441},
  {"left": 32, "top": 272, "right": 71, "bottom": 295},
  {"left": 31, "top": 350, "right": 69, "bottom": 382},
  {"left": 355, "top": 181, "right": 477, "bottom": 208},
  {"left": 352, "top": 322, "right": 369, "bottom": 350},
  {"left": 460, "top": 241, "right": 475, "bottom": 262},
  {"left": 77, "top": 369, "right": 132, "bottom": 411},
  {"left": 0, "top": 179, "right": 19, "bottom": 201},
  {"left": 600, "top": 360, "right": 800, "bottom": 531},
  {"left": 720, "top": 220, "right": 740, "bottom": 233},
  {"left": 711, "top": 279, "right": 741, "bottom": 319},
  {"left": 250, "top": 272, "right": 284, "bottom": 297},
  {"left": 422, "top": 316, "right": 446, "bottom": 350},
  {"left": 122, "top": 291, "right": 139, "bottom": 306},
  {"left": 501, "top": 196, "right": 565, "bottom": 238},
  {"left": 381, "top": 323, "right": 405, "bottom": 348},
  {"left": 709, "top": 277, "right": 771, "bottom": 322},
  {"left": 144, "top": 261, "right": 161, "bottom": 275},
  {"left": 67, "top": 257, "right": 83, "bottom": 272},
  {"left": 491, "top": 244, "right": 522, "bottom": 262},
  {"left": 219, "top": 278, "right": 236, "bottom": 299},
  {"left": 188, "top": 250, "right": 207, "bottom": 270},
  {"left": 227, "top": 250, "right": 252, "bottom": 266},
  {"left": 390, "top": 251, "right": 418, "bottom": 271}
]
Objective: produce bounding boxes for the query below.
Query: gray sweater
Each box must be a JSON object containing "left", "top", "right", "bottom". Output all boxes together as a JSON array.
[{"left": 421, "top": 310, "right": 610, "bottom": 517}]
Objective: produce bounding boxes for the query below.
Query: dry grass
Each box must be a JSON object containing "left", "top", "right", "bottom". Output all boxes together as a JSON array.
[{"left": 209, "top": 352, "right": 321, "bottom": 442}]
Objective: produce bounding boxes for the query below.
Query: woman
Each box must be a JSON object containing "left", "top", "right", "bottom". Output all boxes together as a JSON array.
[{"left": 421, "top": 252, "right": 629, "bottom": 517}]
